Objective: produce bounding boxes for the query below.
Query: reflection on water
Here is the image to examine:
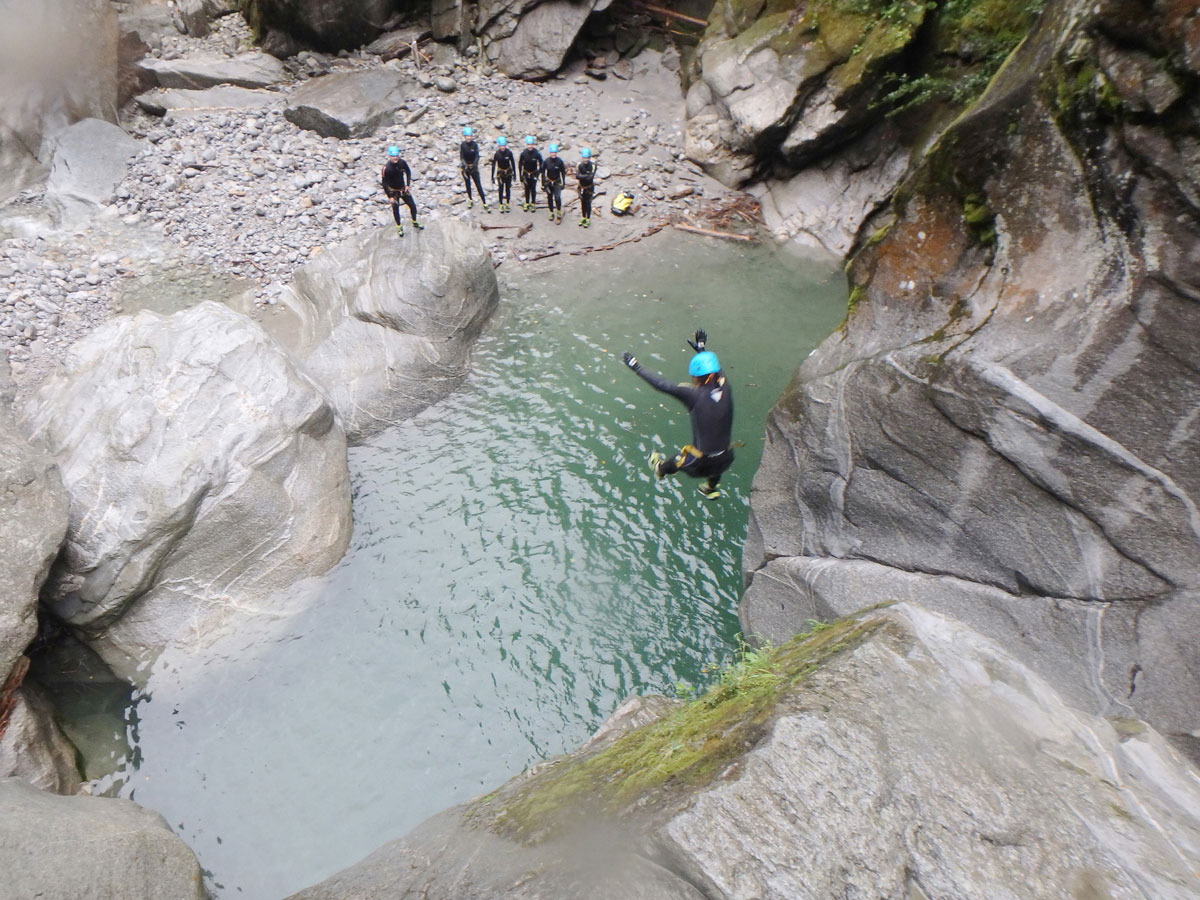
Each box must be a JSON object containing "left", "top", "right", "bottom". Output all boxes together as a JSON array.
[{"left": 45, "top": 231, "right": 845, "bottom": 899}]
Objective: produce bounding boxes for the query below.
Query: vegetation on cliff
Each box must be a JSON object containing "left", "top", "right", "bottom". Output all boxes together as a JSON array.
[{"left": 470, "top": 613, "right": 886, "bottom": 844}]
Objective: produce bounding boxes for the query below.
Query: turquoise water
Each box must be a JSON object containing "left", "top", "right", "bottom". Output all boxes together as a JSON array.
[{"left": 54, "top": 231, "right": 845, "bottom": 899}]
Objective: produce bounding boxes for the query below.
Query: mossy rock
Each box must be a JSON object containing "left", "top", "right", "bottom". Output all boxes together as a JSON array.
[{"left": 472, "top": 613, "right": 886, "bottom": 844}]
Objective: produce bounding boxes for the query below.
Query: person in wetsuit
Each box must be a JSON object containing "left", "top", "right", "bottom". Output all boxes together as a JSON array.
[
  {"left": 491, "top": 135, "right": 516, "bottom": 213},
  {"left": 459, "top": 126, "right": 489, "bottom": 210},
  {"left": 576, "top": 147, "right": 596, "bottom": 228},
  {"left": 518, "top": 135, "right": 542, "bottom": 212},
  {"left": 622, "top": 329, "right": 734, "bottom": 500},
  {"left": 541, "top": 143, "right": 567, "bottom": 224},
  {"left": 380, "top": 144, "right": 424, "bottom": 236}
]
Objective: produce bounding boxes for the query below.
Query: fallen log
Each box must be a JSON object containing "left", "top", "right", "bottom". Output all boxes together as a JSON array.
[{"left": 672, "top": 222, "right": 755, "bottom": 242}]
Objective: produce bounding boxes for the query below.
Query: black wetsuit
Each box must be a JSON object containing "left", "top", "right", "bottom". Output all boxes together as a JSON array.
[
  {"left": 577, "top": 159, "right": 596, "bottom": 219},
  {"left": 381, "top": 158, "right": 417, "bottom": 223},
  {"left": 459, "top": 139, "right": 486, "bottom": 204},
  {"left": 491, "top": 147, "right": 516, "bottom": 206},
  {"left": 631, "top": 365, "right": 735, "bottom": 485},
  {"left": 541, "top": 155, "right": 567, "bottom": 215},
  {"left": 518, "top": 146, "right": 543, "bottom": 208}
]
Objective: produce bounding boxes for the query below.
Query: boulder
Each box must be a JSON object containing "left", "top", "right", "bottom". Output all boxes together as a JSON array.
[
  {"left": 365, "top": 25, "right": 431, "bottom": 60},
  {"left": 175, "top": 0, "right": 238, "bottom": 37},
  {"left": 44, "top": 118, "right": 144, "bottom": 219},
  {"left": 19, "top": 302, "right": 352, "bottom": 681},
  {"left": 684, "top": 0, "right": 927, "bottom": 186},
  {"left": 242, "top": 0, "right": 396, "bottom": 54},
  {"left": 137, "top": 51, "right": 291, "bottom": 89},
  {"left": 0, "top": 358, "right": 68, "bottom": 686},
  {"left": 283, "top": 68, "right": 414, "bottom": 139},
  {"left": 744, "top": 0, "right": 1200, "bottom": 757},
  {"left": 0, "top": 777, "right": 205, "bottom": 900},
  {"left": 0, "top": 683, "right": 81, "bottom": 795},
  {"left": 483, "top": 0, "right": 615, "bottom": 80},
  {"left": 134, "top": 85, "right": 280, "bottom": 116},
  {"left": 0, "top": 0, "right": 119, "bottom": 202},
  {"left": 250, "top": 220, "right": 499, "bottom": 443},
  {"left": 289, "top": 606, "right": 1200, "bottom": 899}
]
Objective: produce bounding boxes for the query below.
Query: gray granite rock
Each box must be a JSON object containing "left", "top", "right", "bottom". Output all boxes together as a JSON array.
[
  {"left": 44, "top": 119, "right": 144, "bottom": 219},
  {"left": 486, "top": 0, "right": 612, "bottom": 80},
  {"left": 684, "top": 0, "right": 924, "bottom": 185},
  {"left": 0, "top": 358, "right": 68, "bottom": 686},
  {"left": 134, "top": 84, "right": 280, "bottom": 116},
  {"left": 283, "top": 69, "right": 413, "bottom": 138},
  {"left": 252, "top": 220, "right": 499, "bottom": 443},
  {"left": 752, "top": 124, "right": 911, "bottom": 257},
  {"left": 0, "top": 776, "right": 205, "bottom": 900},
  {"left": 289, "top": 605, "right": 1200, "bottom": 899},
  {"left": 0, "top": 684, "right": 81, "bottom": 795},
  {"left": 19, "top": 302, "right": 351, "bottom": 681},
  {"left": 743, "top": 0, "right": 1200, "bottom": 758},
  {"left": 137, "top": 51, "right": 291, "bottom": 89}
]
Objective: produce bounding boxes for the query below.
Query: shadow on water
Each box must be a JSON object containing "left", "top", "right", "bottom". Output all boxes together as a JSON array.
[{"left": 43, "top": 230, "right": 847, "bottom": 899}]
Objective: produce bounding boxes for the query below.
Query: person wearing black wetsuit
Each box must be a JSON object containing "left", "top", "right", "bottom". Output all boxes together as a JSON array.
[
  {"left": 622, "top": 329, "right": 734, "bottom": 500},
  {"left": 541, "top": 144, "right": 567, "bottom": 224},
  {"left": 459, "top": 126, "right": 489, "bottom": 210},
  {"left": 518, "top": 136, "right": 543, "bottom": 212},
  {"left": 576, "top": 147, "right": 596, "bottom": 228},
  {"left": 491, "top": 136, "right": 516, "bottom": 213},
  {"left": 380, "top": 145, "right": 424, "bottom": 236}
]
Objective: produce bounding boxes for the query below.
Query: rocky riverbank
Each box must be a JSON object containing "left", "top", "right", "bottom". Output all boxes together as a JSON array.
[{"left": 1, "top": 9, "right": 727, "bottom": 398}]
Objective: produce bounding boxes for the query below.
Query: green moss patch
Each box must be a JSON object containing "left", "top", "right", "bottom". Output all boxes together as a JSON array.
[{"left": 473, "top": 615, "right": 884, "bottom": 844}]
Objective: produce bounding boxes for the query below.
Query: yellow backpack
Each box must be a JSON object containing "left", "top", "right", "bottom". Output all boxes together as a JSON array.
[{"left": 611, "top": 191, "right": 634, "bottom": 216}]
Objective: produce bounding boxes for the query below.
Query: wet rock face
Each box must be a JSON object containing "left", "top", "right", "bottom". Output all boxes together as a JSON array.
[
  {"left": 19, "top": 302, "right": 352, "bottom": 681},
  {"left": 241, "top": 0, "right": 399, "bottom": 54},
  {"left": 684, "top": 0, "right": 928, "bottom": 187},
  {"left": 0, "top": 777, "right": 206, "bottom": 900},
  {"left": 290, "top": 606, "right": 1200, "bottom": 899},
  {"left": 743, "top": 0, "right": 1200, "bottom": 757}
]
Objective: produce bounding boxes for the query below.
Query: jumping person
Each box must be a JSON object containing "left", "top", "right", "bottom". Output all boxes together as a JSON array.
[
  {"left": 380, "top": 144, "right": 424, "bottom": 236},
  {"left": 518, "top": 135, "right": 542, "bottom": 212},
  {"left": 541, "top": 143, "right": 567, "bottom": 224},
  {"left": 491, "top": 135, "right": 516, "bottom": 213},
  {"left": 576, "top": 147, "right": 596, "bottom": 228},
  {"left": 459, "top": 126, "right": 489, "bottom": 210},
  {"left": 622, "top": 329, "right": 734, "bottom": 500}
]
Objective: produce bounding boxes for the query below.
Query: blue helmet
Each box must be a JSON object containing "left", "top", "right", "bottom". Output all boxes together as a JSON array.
[
  {"left": 580, "top": 148, "right": 591, "bottom": 158},
  {"left": 497, "top": 135, "right": 507, "bottom": 146},
  {"left": 386, "top": 145, "right": 400, "bottom": 157},
  {"left": 463, "top": 126, "right": 473, "bottom": 136},
  {"left": 548, "top": 143, "right": 559, "bottom": 153},
  {"left": 688, "top": 351, "right": 720, "bottom": 377},
  {"left": 525, "top": 135, "right": 535, "bottom": 144}
]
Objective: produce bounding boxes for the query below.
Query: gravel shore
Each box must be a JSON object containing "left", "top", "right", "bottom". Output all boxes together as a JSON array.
[{"left": 1, "top": 12, "right": 727, "bottom": 396}]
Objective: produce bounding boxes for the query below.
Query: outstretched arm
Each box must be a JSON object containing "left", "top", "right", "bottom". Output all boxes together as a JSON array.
[{"left": 622, "top": 353, "right": 694, "bottom": 403}]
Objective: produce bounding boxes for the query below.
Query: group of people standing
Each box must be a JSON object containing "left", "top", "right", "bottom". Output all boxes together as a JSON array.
[{"left": 381, "top": 127, "right": 599, "bottom": 235}]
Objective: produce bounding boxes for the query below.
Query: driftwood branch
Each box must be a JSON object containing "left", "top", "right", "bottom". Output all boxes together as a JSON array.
[
  {"left": 637, "top": 3, "right": 709, "bottom": 26},
  {"left": 672, "top": 222, "right": 755, "bottom": 242}
]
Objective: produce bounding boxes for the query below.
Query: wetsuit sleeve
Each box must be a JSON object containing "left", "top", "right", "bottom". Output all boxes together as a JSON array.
[
  {"left": 401, "top": 160, "right": 412, "bottom": 188},
  {"left": 632, "top": 365, "right": 698, "bottom": 408}
]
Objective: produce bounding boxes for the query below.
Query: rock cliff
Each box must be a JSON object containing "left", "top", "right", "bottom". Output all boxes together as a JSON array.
[
  {"left": 19, "top": 302, "right": 353, "bottom": 682},
  {"left": 289, "top": 605, "right": 1200, "bottom": 899},
  {"left": 741, "top": 0, "right": 1200, "bottom": 760}
]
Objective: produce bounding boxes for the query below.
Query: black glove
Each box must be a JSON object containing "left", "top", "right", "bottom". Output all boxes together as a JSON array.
[
  {"left": 622, "top": 352, "right": 639, "bottom": 370},
  {"left": 687, "top": 328, "right": 707, "bottom": 352}
]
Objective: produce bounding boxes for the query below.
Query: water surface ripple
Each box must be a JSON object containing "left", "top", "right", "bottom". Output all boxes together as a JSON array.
[{"left": 73, "top": 232, "right": 846, "bottom": 899}]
